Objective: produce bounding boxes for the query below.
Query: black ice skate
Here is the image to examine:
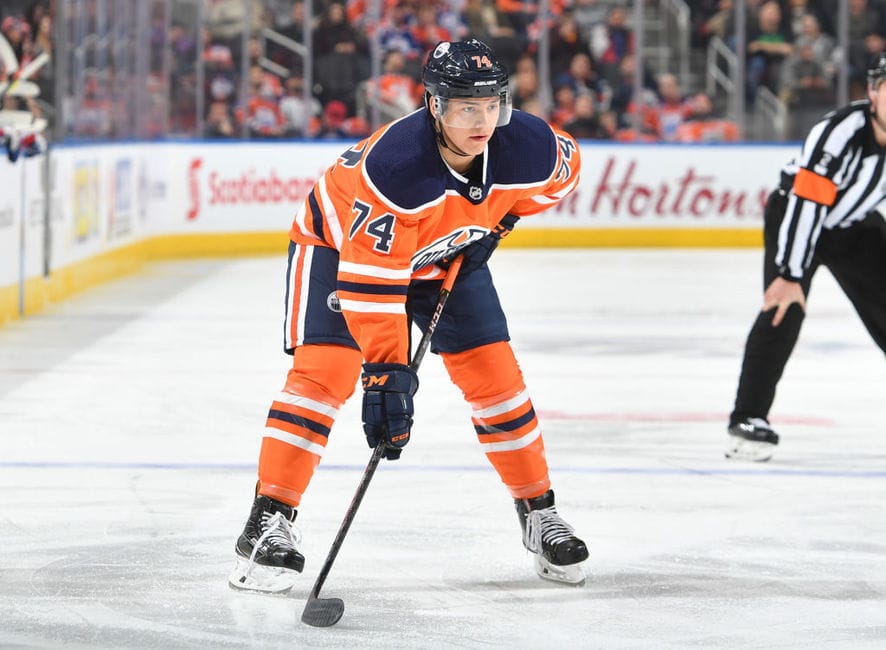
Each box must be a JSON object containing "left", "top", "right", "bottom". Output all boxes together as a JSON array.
[
  {"left": 725, "top": 417, "right": 779, "bottom": 462},
  {"left": 228, "top": 495, "right": 305, "bottom": 594},
  {"left": 515, "top": 490, "right": 588, "bottom": 585}
]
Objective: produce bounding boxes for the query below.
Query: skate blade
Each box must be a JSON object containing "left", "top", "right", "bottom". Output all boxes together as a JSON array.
[
  {"left": 228, "top": 556, "right": 297, "bottom": 594},
  {"left": 724, "top": 435, "right": 775, "bottom": 462},
  {"left": 534, "top": 555, "right": 586, "bottom": 585}
]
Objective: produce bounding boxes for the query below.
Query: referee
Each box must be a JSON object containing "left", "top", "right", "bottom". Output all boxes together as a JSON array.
[{"left": 726, "top": 53, "right": 886, "bottom": 462}]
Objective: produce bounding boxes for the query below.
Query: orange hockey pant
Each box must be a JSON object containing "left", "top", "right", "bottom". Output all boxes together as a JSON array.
[{"left": 256, "top": 341, "right": 550, "bottom": 506}]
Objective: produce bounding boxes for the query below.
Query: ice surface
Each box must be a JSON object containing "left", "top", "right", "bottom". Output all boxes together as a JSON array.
[{"left": 1, "top": 249, "right": 884, "bottom": 648}]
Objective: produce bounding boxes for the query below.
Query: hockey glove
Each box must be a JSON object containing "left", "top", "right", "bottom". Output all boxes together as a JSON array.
[
  {"left": 444, "top": 214, "right": 519, "bottom": 275},
  {"left": 361, "top": 362, "right": 419, "bottom": 460}
]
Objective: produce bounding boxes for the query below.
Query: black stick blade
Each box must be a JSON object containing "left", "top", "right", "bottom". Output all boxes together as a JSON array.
[{"left": 301, "top": 596, "right": 345, "bottom": 627}]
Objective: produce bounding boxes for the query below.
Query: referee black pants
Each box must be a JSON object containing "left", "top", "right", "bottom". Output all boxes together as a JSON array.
[{"left": 730, "top": 190, "right": 886, "bottom": 424}]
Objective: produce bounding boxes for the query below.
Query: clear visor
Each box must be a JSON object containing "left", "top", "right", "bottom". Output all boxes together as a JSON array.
[{"left": 433, "top": 92, "right": 513, "bottom": 129}]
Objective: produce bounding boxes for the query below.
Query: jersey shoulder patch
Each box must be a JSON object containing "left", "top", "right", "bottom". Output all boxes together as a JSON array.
[{"left": 364, "top": 111, "right": 446, "bottom": 212}]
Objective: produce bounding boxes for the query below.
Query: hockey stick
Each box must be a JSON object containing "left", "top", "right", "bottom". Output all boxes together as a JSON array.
[{"left": 301, "top": 255, "right": 464, "bottom": 628}]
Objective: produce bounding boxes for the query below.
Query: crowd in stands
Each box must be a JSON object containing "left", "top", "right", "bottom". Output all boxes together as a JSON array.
[
  {"left": 196, "top": 0, "right": 743, "bottom": 142},
  {"left": 692, "top": 0, "right": 886, "bottom": 136},
  {"left": 9, "top": 0, "right": 878, "bottom": 143}
]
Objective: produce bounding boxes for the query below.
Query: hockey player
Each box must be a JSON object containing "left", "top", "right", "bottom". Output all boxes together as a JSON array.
[
  {"left": 726, "top": 52, "right": 886, "bottom": 462},
  {"left": 230, "top": 39, "right": 589, "bottom": 592}
]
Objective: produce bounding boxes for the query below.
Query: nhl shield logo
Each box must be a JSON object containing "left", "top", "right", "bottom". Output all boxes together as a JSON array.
[
  {"left": 469, "top": 186, "right": 483, "bottom": 200},
  {"left": 326, "top": 291, "right": 341, "bottom": 312}
]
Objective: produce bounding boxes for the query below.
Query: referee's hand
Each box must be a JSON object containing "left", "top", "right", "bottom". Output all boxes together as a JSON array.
[{"left": 763, "top": 277, "right": 806, "bottom": 327}]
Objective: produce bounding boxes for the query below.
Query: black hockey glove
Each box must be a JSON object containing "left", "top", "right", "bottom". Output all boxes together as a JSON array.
[
  {"left": 361, "top": 362, "right": 419, "bottom": 460},
  {"left": 444, "top": 214, "right": 519, "bottom": 275}
]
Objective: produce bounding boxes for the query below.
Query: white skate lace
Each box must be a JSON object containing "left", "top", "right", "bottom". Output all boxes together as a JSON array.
[
  {"left": 524, "top": 506, "right": 575, "bottom": 553},
  {"left": 245, "top": 511, "right": 302, "bottom": 572}
]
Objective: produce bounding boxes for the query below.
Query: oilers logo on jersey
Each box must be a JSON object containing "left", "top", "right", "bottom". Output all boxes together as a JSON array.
[
  {"left": 412, "top": 226, "right": 488, "bottom": 270},
  {"left": 326, "top": 291, "right": 342, "bottom": 313}
]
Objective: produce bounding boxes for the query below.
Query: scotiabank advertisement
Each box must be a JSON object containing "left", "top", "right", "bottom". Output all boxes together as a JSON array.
[{"left": 167, "top": 142, "right": 343, "bottom": 232}]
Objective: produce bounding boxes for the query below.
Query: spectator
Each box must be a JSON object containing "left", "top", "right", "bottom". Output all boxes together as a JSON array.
[
  {"left": 675, "top": 92, "right": 739, "bottom": 142},
  {"left": 590, "top": 5, "right": 633, "bottom": 85},
  {"left": 270, "top": 0, "right": 307, "bottom": 75},
  {"left": 608, "top": 53, "right": 657, "bottom": 128},
  {"left": 28, "top": 13, "right": 52, "bottom": 104},
  {"left": 366, "top": 49, "right": 423, "bottom": 120},
  {"left": 614, "top": 87, "right": 661, "bottom": 142},
  {"left": 205, "top": 99, "right": 238, "bottom": 138},
  {"left": 313, "top": 2, "right": 369, "bottom": 113},
  {"left": 549, "top": 83, "right": 577, "bottom": 130},
  {"left": 745, "top": 0, "right": 793, "bottom": 104},
  {"left": 377, "top": 2, "right": 423, "bottom": 61},
  {"left": 461, "top": 0, "right": 513, "bottom": 42},
  {"left": 279, "top": 75, "right": 318, "bottom": 137},
  {"left": 849, "top": 30, "right": 886, "bottom": 99},
  {"left": 511, "top": 54, "right": 540, "bottom": 111},
  {"left": 789, "top": 12, "right": 836, "bottom": 83},
  {"left": 571, "top": 0, "right": 609, "bottom": 46},
  {"left": 785, "top": 0, "right": 813, "bottom": 40},
  {"left": 692, "top": 0, "right": 732, "bottom": 48},
  {"left": 562, "top": 91, "right": 613, "bottom": 140},
  {"left": 411, "top": 3, "right": 453, "bottom": 54},
  {"left": 310, "top": 99, "right": 369, "bottom": 139},
  {"left": 848, "top": 0, "right": 884, "bottom": 46},
  {"left": 652, "top": 72, "right": 692, "bottom": 142},
  {"left": 1, "top": 15, "right": 29, "bottom": 62},
  {"left": 553, "top": 52, "right": 610, "bottom": 109},
  {"left": 313, "top": 1, "right": 366, "bottom": 58},
  {"left": 205, "top": 0, "right": 267, "bottom": 62},
  {"left": 245, "top": 65, "right": 285, "bottom": 138},
  {"left": 495, "top": 0, "right": 538, "bottom": 46},
  {"left": 547, "top": 10, "right": 589, "bottom": 84},
  {"left": 782, "top": 42, "right": 833, "bottom": 106}
]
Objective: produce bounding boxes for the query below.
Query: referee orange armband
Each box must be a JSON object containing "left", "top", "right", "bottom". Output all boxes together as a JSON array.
[{"left": 792, "top": 168, "right": 837, "bottom": 206}]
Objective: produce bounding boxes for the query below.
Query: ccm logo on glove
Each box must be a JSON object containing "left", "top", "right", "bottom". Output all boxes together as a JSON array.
[{"left": 360, "top": 363, "right": 419, "bottom": 460}]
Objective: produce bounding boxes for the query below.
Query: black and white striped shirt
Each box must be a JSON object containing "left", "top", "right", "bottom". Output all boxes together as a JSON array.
[{"left": 777, "top": 100, "right": 886, "bottom": 281}]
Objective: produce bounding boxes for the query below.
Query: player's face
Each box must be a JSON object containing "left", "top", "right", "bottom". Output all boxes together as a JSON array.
[
  {"left": 869, "top": 79, "right": 886, "bottom": 143},
  {"left": 438, "top": 97, "right": 499, "bottom": 155}
]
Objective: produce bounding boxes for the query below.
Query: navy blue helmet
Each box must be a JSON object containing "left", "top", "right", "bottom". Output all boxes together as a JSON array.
[{"left": 422, "top": 39, "right": 512, "bottom": 127}]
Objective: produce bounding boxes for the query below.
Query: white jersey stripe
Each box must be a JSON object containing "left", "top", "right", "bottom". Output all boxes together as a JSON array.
[
  {"left": 338, "top": 260, "right": 412, "bottom": 280},
  {"left": 318, "top": 175, "right": 343, "bottom": 249},
  {"left": 340, "top": 299, "right": 405, "bottom": 314},
  {"left": 479, "top": 426, "right": 542, "bottom": 453},
  {"left": 264, "top": 428, "right": 326, "bottom": 456},
  {"left": 274, "top": 392, "right": 339, "bottom": 418},
  {"left": 472, "top": 390, "right": 529, "bottom": 419},
  {"left": 295, "top": 246, "right": 313, "bottom": 346}
]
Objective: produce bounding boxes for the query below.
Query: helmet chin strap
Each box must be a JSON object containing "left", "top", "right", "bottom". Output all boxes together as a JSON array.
[{"left": 434, "top": 118, "right": 473, "bottom": 158}]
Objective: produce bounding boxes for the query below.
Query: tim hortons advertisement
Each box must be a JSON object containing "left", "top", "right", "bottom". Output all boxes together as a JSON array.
[{"left": 532, "top": 143, "right": 797, "bottom": 227}]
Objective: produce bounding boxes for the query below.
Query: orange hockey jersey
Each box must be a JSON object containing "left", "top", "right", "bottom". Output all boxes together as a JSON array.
[{"left": 288, "top": 108, "right": 581, "bottom": 365}]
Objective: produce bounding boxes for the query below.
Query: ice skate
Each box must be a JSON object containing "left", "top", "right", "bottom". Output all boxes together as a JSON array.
[
  {"left": 515, "top": 490, "right": 588, "bottom": 585},
  {"left": 229, "top": 495, "right": 305, "bottom": 594},
  {"left": 725, "top": 417, "right": 779, "bottom": 462}
]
